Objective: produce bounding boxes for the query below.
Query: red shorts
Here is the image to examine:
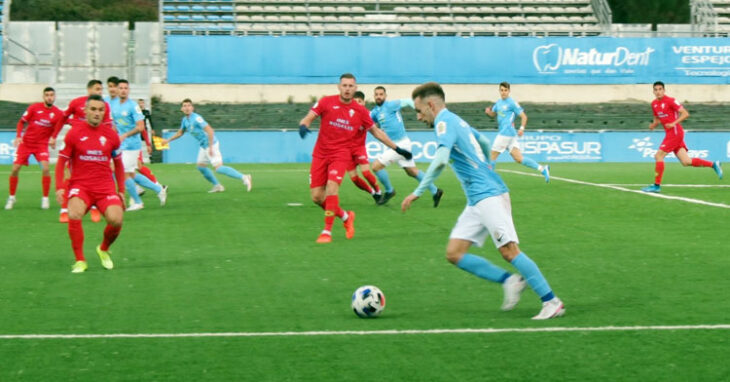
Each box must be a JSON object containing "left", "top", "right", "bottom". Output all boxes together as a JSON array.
[
  {"left": 659, "top": 130, "right": 688, "bottom": 154},
  {"left": 346, "top": 146, "right": 370, "bottom": 171},
  {"left": 309, "top": 156, "right": 349, "bottom": 188},
  {"left": 67, "top": 185, "right": 124, "bottom": 214},
  {"left": 14, "top": 143, "right": 49, "bottom": 166}
]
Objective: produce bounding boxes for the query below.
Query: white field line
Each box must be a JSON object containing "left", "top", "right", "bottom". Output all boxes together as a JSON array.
[
  {"left": 1, "top": 324, "right": 729, "bottom": 340},
  {"left": 603, "top": 184, "right": 730, "bottom": 188},
  {"left": 499, "top": 169, "right": 730, "bottom": 209}
]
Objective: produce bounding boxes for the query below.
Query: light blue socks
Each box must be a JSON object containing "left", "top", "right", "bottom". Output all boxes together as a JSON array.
[
  {"left": 125, "top": 178, "right": 142, "bottom": 204},
  {"left": 521, "top": 157, "right": 540, "bottom": 170},
  {"left": 456, "top": 254, "right": 511, "bottom": 283},
  {"left": 375, "top": 169, "right": 394, "bottom": 193},
  {"left": 215, "top": 165, "right": 243, "bottom": 180},
  {"left": 197, "top": 166, "right": 219, "bottom": 185},
  {"left": 511, "top": 252, "right": 554, "bottom": 302},
  {"left": 134, "top": 173, "right": 161, "bottom": 193}
]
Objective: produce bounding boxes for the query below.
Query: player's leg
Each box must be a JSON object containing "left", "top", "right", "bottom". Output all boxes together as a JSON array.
[
  {"left": 319, "top": 161, "right": 353, "bottom": 243},
  {"left": 197, "top": 148, "right": 223, "bottom": 193},
  {"left": 676, "top": 148, "right": 720, "bottom": 178},
  {"left": 372, "top": 157, "right": 395, "bottom": 205},
  {"left": 358, "top": 162, "right": 381, "bottom": 196},
  {"left": 39, "top": 160, "right": 51, "bottom": 209},
  {"left": 642, "top": 150, "right": 668, "bottom": 193},
  {"left": 348, "top": 166, "right": 373, "bottom": 194},
  {"left": 96, "top": 198, "right": 125, "bottom": 270},
  {"left": 5, "top": 163, "right": 22, "bottom": 210},
  {"left": 510, "top": 147, "right": 549, "bottom": 182},
  {"left": 67, "top": 193, "right": 89, "bottom": 273}
]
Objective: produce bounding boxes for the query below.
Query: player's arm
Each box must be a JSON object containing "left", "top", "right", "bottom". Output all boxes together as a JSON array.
[
  {"left": 204, "top": 125, "right": 216, "bottom": 154},
  {"left": 484, "top": 104, "right": 496, "bottom": 118},
  {"left": 399, "top": 98, "right": 415, "bottom": 110},
  {"left": 14, "top": 118, "right": 26, "bottom": 147},
  {"left": 517, "top": 111, "right": 528, "bottom": 137},
  {"left": 369, "top": 125, "right": 412, "bottom": 159},
  {"left": 298, "top": 111, "right": 318, "bottom": 138},
  {"left": 401, "top": 146, "right": 450, "bottom": 212},
  {"left": 112, "top": 153, "right": 126, "bottom": 197},
  {"left": 666, "top": 107, "right": 689, "bottom": 128},
  {"left": 162, "top": 129, "right": 185, "bottom": 145},
  {"left": 471, "top": 128, "right": 493, "bottom": 161},
  {"left": 648, "top": 116, "right": 660, "bottom": 131},
  {"left": 55, "top": 133, "right": 73, "bottom": 205},
  {"left": 121, "top": 120, "right": 145, "bottom": 141}
]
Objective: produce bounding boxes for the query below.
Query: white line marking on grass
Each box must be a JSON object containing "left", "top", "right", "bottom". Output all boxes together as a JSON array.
[
  {"left": 1, "top": 324, "right": 729, "bottom": 340},
  {"left": 499, "top": 169, "right": 730, "bottom": 209},
  {"left": 603, "top": 184, "right": 730, "bottom": 188}
]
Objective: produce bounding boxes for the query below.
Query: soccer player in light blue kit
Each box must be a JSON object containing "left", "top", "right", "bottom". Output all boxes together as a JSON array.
[
  {"left": 369, "top": 86, "right": 444, "bottom": 207},
  {"left": 402, "top": 82, "right": 564, "bottom": 320},
  {"left": 111, "top": 79, "right": 167, "bottom": 211},
  {"left": 485, "top": 82, "right": 550, "bottom": 182},
  {"left": 162, "top": 99, "right": 252, "bottom": 193}
]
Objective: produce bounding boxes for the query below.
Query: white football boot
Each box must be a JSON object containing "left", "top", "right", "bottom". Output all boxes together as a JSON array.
[
  {"left": 242, "top": 174, "right": 252, "bottom": 192},
  {"left": 41, "top": 196, "right": 50, "bottom": 210},
  {"left": 158, "top": 185, "right": 168, "bottom": 206},
  {"left": 208, "top": 184, "right": 225, "bottom": 193},
  {"left": 501, "top": 274, "right": 526, "bottom": 311},
  {"left": 5, "top": 196, "right": 16, "bottom": 210},
  {"left": 532, "top": 297, "right": 565, "bottom": 320}
]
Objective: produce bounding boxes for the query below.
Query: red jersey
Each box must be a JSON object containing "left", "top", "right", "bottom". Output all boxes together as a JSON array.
[
  {"left": 651, "top": 95, "right": 684, "bottom": 134},
  {"left": 59, "top": 120, "right": 121, "bottom": 193},
  {"left": 351, "top": 124, "right": 368, "bottom": 150},
  {"left": 54, "top": 96, "right": 113, "bottom": 136},
  {"left": 311, "top": 95, "right": 375, "bottom": 160},
  {"left": 17, "top": 103, "right": 64, "bottom": 146}
]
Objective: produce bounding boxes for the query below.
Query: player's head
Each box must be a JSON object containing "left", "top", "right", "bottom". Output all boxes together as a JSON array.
[
  {"left": 138, "top": 98, "right": 146, "bottom": 109},
  {"left": 117, "top": 79, "right": 130, "bottom": 100},
  {"left": 338, "top": 73, "right": 357, "bottom": 103},
  {"left": 181, "top": 98, "right": 194, "bottom": 115},
  {"left": 353, "top": 91, "right": 366, "bottom": 106},
  {"left": 42, "top": 87, "right": 56, "bottom": 107},
  {"left": 653, "top": 81, "right": 665, "bottom": 99},
  {"left": 85, "top": 94, "right": 106, "bottom": 127},
  {"left": 107, "top": 76, "right": 120, "bottom": 98},
  {"left": 411, "top": 82, "right": 445, "bottom": 127},
  {"left": 374, "top": 86, "right": 387, "bottom": 106},
  {"left": 86, "top": 79, "right": 103, "bottom": 96},
  {"left": 499, "top": 82, "right": 511, "bottom": 99}
]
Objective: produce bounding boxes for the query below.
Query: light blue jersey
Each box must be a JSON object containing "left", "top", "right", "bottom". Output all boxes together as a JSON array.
[
  {"left": 180, "top": 112, "right": 217, "bottom": 148},
  {"left": 491, "top": 97, "right": 523, "bottom": 137},
  {"left": 435, "top": 109, "right": 508, "bottom": 205},
  {"left": 111, "top": 98, "right": 145, "bottom": 150},
  {"left": 370, "top": 99, "right": 414, "bottom": 141}
]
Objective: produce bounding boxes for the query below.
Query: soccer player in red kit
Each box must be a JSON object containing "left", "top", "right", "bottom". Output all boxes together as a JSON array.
[
  {"left": 298, "top": 73, "right": 412, "bottom": 243},
  {"left": 55, "top": 95, "right": 126, "bottom": 273},
  {"left": 346, "top": 91, "right": 382, "bottom": 202},
  {"left": 641, "top": 81, "right": 723, "bottom": 193},
  {"left": 52, "top": 79, "right": 113, "bottom": 223},
  {"left": 5, "top": 87, "right": 63, "bottom": 211}
]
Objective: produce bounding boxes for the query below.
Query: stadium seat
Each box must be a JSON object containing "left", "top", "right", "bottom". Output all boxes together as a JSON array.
[
  {"left": 191, "top": 5, "right": 204, "bottom": 12},
  {"left": 163, "top": 15, "right": 176, "bottom": 22},
  {"left": 177, "top": 15, "right": 191, "bottom": 21},
  {"left": 205, "top": 6, "right": 219, "bottom": 12},
  {"left": 176, "top": 5, "right": 190, "bottom": 12},
  {"left": 221, "top": 15, "right": 234, "bottom": 21},
  {"left": 191, "top": 14, "right": 206, "bottom": 21},
  {"left": 220, "top": 5, "right": 233, "bottom": 12},
  {"left": 163, "top": 5, "right": 176, "bottom": 12},
  {"left": 207, "top": 15, "right": 220, "bottom": 21}
]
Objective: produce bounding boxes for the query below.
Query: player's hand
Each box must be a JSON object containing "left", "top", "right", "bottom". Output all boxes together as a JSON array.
[
  {"left": 648, "top": 124, "right": 655, "bottom": 131},
  {"left": 666, "top": 122, "right": 676, "bottom": 128},
  {"left": 395, "top": 146, "right": 413, "bottom": 160},
  {"left": 161, "top": 138, "right": 169, "bottom": 145},
  {"left": 55, "top": 189, "right": 65, "bottom": 206},
  {"left": 147, "top": 144, "right": 153, "bottom": 154},
  {"left": 13, "top": 137, "right": 21, "bottom": 147},
  {"left": 401, "top": 193, "right": 419, "bottom": 212},
  {"left": 517, "top": 128, "right": 525, "bottom": 137},
  {"left": 298, "top": 124, "right": 310, "bottom": 139},
  {"left": 49, "top": 137, "right": 56, "bottom": 149}
]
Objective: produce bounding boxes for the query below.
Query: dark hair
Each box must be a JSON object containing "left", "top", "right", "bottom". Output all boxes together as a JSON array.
[
  {"left": 117, "top": 79, "right": 129, "bottom": 85},
  {"left": 353, "top": 91, "right": 365, "bottom": 99},
  {"left": 653, "top": 81, "right": 665, "bottom": 89},
  {"left": 499, "top": 81, "right": 511, "bottom": 89},
  {"left": 181, "top": 98, "right": 193, "bottom": 105},
  {"left": 87, "top": 79, "right": 102, "bottom": 88},
  {"left": 107, "top": 76, "right": 119, "bottom": 85},
  {"left": 43, "top": 87, "right": 55, "bottom": 93},
  {"left": 86, "top": 94, "right": 105, "bottom": 105},
  {"left": 374, "top": 86, "right": 386, "bottom": 92},
  {"left": 412, "top": 82, "right": 445, "bottom": 102},
  {"left": 340, "top": 73, "right": 356, "bottom": 81}
]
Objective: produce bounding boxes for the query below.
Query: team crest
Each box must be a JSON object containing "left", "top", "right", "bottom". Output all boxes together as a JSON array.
[
  {"left": 99, "top": 136, "right": 107, "bottom": 147},
  {"left": 50, "top": 112, "right": 55, "bottom": 118},
  {"left": 436, "top": 121, "right": 447, "bottom": 136},
  {"left": 349, "top": 109, "right": 355, "bottom": 117}
]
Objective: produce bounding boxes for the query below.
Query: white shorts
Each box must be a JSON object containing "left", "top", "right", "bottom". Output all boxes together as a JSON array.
[
  {"left": 122, "top": 150, "right": 140, "bottom": 172},
  {"left": 449, "top": 193, "right": 519, "bottom": 249},
  {"left": 197, "top": 142, "right": 223, "bottom": 167},
  {"left": 492, "top": 134, "right": 521, "bottom": 154},
  {"left": 376, "top": 138, "right": 416, "bottom": 168}
]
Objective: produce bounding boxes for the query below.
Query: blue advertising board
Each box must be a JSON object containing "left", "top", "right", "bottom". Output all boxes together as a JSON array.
[
  {"left": 154, "top": 130, "right": 730, "bottom": 164},
  {"left": 167, "top": 36, "right": 730, "bottom": 84}
]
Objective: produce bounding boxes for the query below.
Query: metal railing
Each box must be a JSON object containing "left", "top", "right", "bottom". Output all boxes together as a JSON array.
[{"left": 1, "top": 36, "right": 39, "bottom": 83}]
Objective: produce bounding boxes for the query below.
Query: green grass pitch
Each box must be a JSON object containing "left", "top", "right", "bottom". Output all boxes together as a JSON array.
[{"left": 0, "top": 162, "right": 728, "bottom": 381}]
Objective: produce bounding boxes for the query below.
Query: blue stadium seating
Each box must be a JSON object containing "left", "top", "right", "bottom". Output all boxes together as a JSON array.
[{"left": 176, "top": 5, "right": 190, "bottom": 12}]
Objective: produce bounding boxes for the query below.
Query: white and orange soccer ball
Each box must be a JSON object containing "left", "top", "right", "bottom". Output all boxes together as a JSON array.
[{"left": 351, "top": 285, "right": 386, "bottom": 318}]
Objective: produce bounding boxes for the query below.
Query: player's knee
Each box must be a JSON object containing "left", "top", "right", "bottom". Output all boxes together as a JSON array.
[
  {"left": 445, "top": 247, "right": 465, "bottom": 264},
  {"left": 680, "top": 158, "right": 692, "bottom": 166},
  {"left": 405, "top": 168, "right": 419, "bottom": 177},
  {"left": 498, "top": 242, "right": 520, "bottom": 262}
]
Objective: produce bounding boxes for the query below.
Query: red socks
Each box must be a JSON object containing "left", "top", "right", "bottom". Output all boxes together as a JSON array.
[
  {"left": 323, "top": 195, "right": 346, "bottom": 232},
  {"left": 691, "top": 158, "right": 713, "bottom": 168},
  {"left": 654, "top": 161, "right": 665, "bottom": 185},
  {"left": 361, "top": 170, "right": 380, "bottom": 193},
  {"left": 42, "top": 175, "right": 51, "bottom": 197},
  {"left": 68, "top": 219, "right": 85, "bottom": 261},
  {"left": 350, "top": 176, "right": 373, "bottom": 194},
  {"left": 9, "top": 176, "right": 18, "bottom": 196},
  {"left": 101, "top": 225, "right": 122, "bottom": 251},
  {"left": 138, "top": 166, "right": 158, "bottom": 184}
]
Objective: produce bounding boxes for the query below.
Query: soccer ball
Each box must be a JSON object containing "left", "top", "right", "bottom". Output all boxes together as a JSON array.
[{"left": 351, "top": 285, "right": 386, "bottom": 318}]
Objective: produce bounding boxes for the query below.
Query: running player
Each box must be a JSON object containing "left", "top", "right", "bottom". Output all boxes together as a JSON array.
[
  {"left": 5, "top": 87, "right": 63, "bottom": 210},
  {"left": 347, "top": 91, "right": 382, "bottom": 202},
  {"left": 641, "top": 81, "right": 722, "bottom": 193}
]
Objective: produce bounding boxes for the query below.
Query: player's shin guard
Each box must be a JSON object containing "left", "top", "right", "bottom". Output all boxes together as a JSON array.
[
  {"left": 138, "top": 165, "right": 158, "bottom": 184},
  {"left": 125, "top": 178, "right": 143, "bottom": 204},
  {"left": 521, "top": 157, "right": 541, "bottom": 170},
  {"left": 101, "top": 224, "right": 122, "bottom": 251},
  {"left": 215, "top": 166, "right": 243, "bottom": 179},
  {"left": 361, "top": 170, "right": 380, "bottom": 193},
  {"left": 654, "top": 161, "right": 665, "bottom": 185},
  {"left": 9, "top": 175, "right": 18, "bottom": 196},
  {"left": 457, "top": 254, "right": 510, "bottom": 283},
  {"left": 511, "top": 252, "right": 554, "bottom": 302},
  {"left": 133, "top": 173, "right": 162, "bottom": 193},
  {"left": 415, "top": 170, "right": 439, "bottom": 195},
  {"left": 350, "top": 175, "right": 373, "bottom": 194},
  {"left": 68, "top": 219, "right": 85, "bottom": 261},
  {"left": 42, "top": 175, "right": 51, "bottom": 197},
  {"left": 375, "top": 169, "right": 394, "bottom": 193},
  {"left": 691, "top": 158, "right": 713, "bottom": 167},
  {"left": 197, "top": 166, "right": 219, "bottom": 185},
  {"left": 323, "top": 195, "right": 344, "bottom": 232}
]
